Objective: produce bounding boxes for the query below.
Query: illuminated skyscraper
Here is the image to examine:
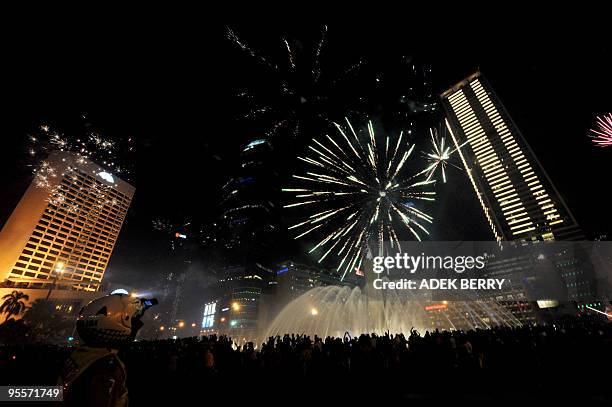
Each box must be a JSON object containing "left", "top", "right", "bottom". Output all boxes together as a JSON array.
[
  {"left": 220, "top": 138, "right": 279, "bottom": 251},
  {"left": 441, "top": 72, "right": 583, "bottom": 241},
  {"left": 0, "top": 151, "right": 134, "bottom": 291}
]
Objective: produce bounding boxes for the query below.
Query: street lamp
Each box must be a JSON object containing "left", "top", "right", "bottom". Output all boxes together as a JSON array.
[
  {"left": 178, "top": 321, "right": 185, "bottom": 328},
  {"left": 232, "top": 302, "right": 241, "bottom": 311},
  {"left": 45, "top": 262, "right": 65, "bottom": 301}
]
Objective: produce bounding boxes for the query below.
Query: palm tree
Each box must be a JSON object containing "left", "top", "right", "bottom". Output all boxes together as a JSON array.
[{"left": 0, "top": 291, "right": 30, "bottom": 322}]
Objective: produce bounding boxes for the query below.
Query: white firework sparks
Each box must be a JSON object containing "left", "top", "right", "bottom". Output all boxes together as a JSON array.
[
  {"left": 283, "top": 118, "right": 436, "bottom": 280},
  {"left": 28, "top": 121, "right": 132, "bottom": 215},
  {"left": 33, "top": 164, "right": 117, "bottom": 214},
  {"left": 419, "top": 126, "right": 467, "bottom": 183},
  {"left": 29, "top": 122, "right": 131, "bottom": 177},
  {"left": 33, "top": 161, "right": 57, "bottom": 189}
]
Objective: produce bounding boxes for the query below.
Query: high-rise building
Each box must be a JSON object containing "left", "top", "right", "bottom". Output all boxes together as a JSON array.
[
  {"left": 220, "top": 138, "right": 280, "bottom": 252},
  {"left": 0, "top": 151, "right": 134, "bottom": 291},
  {"left": 440, "top": 73, "right": 597, "bottom": 323},
  {"left": 202, "top": 265, "right": 267, "bottom": 340},
  {"left": 275, "top": 261, "right": 344, "bottom": 306},
  {"left": 441, "top": 72, "right": 583, "bottom": 242}
]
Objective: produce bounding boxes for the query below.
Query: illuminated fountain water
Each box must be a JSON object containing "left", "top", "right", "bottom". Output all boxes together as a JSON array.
[
  {"left": 263, "top": 273, "right": 522, "bottom": 340},
  {"left": 264, "top": 283, "right": 428, "bottom": 339}
]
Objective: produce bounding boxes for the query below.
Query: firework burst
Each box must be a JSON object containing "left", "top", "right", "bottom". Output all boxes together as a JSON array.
[
  {"left": 419, "top": 126, "right": 467, "bottom": 183},
  {"left": 226, "top": 25, "right": 365, "bottom": 142},
  {"left": 28, "top": 118, "right": 134, "bottom": 214},
  {"left": 589, "top": 113, "right": 612, "bottom": 147},
  {"left": 283, "top": 118, "right": 436, "bottom": 279},
  {"left": 28, "top": 123, "right": 130, "bottom": 175}
]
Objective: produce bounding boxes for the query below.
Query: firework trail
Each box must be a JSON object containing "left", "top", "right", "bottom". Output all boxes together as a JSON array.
[
  {"left": 283, "top": 118, "right": 435, "bottom": 280},
  {"left": 589, "top": 113, "right": 612, "bottom": 147},
  {"left": 312, "top": 24, "right": 327, "bottom": 82},
  {"left": 225, "top": 27, "right": 277, "bottom": 71}
]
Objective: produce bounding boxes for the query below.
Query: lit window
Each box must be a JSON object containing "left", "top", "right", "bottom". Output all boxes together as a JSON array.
[{"left": 202, "top": 302, "right": 217, "bottom": 328}]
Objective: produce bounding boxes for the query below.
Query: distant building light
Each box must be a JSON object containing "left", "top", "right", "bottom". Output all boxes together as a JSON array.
[
  {"left": 277, "top": 267, "right": 289, "bottom": 275},
  {"left": 537, "top": 300, "right": 559, "bottom": 309},
  {"left": 425, "top": 303, "right": 448, "bottom": 311},
  {"left": 175, "top": 232, "right": 187, "bottom": 239},
  {"left": 98, "top": 171, "right": 114, "bottom": 183},
  {"left": 202, "top": 302, "right": 217, "bottom": 328},
  {"left": 243, "top": 139, "right": 267, "bottom": 151}
]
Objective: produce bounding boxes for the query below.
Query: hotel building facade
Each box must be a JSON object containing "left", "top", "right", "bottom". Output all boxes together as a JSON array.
[{"left": 0, "top": 151, "right": 134, "bottom": 292}]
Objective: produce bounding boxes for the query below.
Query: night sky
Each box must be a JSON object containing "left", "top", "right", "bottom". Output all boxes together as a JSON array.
[{"left": 1, "top": 22, "right": 610, "bottom": 289}]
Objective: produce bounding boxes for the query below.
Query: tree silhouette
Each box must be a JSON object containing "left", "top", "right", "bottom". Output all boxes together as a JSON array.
[
  {"left": 0, "top": 291, "right": 29, "bottom": 322},
  {"left": 22, "top": 299, "right": 55, "bottom": 329},
  {"left": 22, "top": 299, "right": 74, "bottom": 343}
]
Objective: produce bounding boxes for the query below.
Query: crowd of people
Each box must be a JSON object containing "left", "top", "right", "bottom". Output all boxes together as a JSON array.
[{"left": 2, "top": 319, "right": 611, "bottom": 403}]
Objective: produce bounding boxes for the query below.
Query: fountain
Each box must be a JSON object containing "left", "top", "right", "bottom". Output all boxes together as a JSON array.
[
  {"left": 264, "top": 283, "right": 429, "bottom": 339},
  {"left": 262, "top": 264, "right": 522, "bottom": 340}
]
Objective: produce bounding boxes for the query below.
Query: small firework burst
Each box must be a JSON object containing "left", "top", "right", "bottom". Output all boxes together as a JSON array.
[
  {"left": 589, "top": 113, "right": 612, "bottom": 147},
  {"left": 419, "top": 126, "right": 467, "bottom": 183},
  {"left": 27, "top": 118, "right": 134, "bottom": 214},
  {"left": 27, "top": 118, "right": 134, "bottom": 178}
]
